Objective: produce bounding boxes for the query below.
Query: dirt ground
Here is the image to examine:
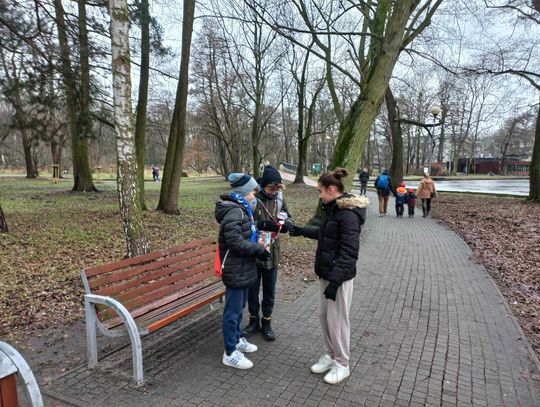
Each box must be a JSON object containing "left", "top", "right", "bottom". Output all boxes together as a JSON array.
[{"left": 431, "top": 194, "right": 540, "bottom": 359}]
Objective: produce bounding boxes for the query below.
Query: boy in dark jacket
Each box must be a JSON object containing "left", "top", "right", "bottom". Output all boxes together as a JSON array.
[
  {"left": 215, "top": 173, "right": 271, "bottom": 369},
  {"left": 243, "top": 165, "right": 293, "bottom": 341},
  {"left": 406, "top": 188, "right": 417, "bottom": 218}
]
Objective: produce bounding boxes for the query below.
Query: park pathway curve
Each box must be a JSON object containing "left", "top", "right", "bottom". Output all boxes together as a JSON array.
[{"left": 45, "top": 190, "right": 540, "bottom": 406}]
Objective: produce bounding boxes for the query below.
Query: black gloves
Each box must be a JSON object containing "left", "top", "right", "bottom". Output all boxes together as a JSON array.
[
  {"left": 289, "top": 225, "right": 304, "bottom": 236},
  {"left": 279, "top": 219, "right": 294, "bottom": 233},
  {"left": 324, "top": 282, "right": 341, "bottom": 301},
  {"left": 257, "top": 250, "right": 271, "bottom": 261},
  {"left": 257, "top": 220, "right": 280, "bottom": 232}
]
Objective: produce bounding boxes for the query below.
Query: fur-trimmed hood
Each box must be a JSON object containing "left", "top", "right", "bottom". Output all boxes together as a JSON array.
[{"left": 336, "top": 193, "right": 370, "bottom": 209}]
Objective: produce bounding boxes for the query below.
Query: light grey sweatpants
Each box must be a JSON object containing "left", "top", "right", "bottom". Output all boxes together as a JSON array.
[{"left": 319, "top": 278, "right": 354, "bottom": 367}]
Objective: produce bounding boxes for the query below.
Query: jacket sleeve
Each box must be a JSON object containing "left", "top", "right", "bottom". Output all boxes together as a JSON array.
[
  {"left": 374, "top": 176, "right": 379, "bottom": 188},
  {"left": 222, "top": 208, "right": 264, "bottom": 257},
  {"left": 330, "top": 210, "right": 361, "bottom": 285},
  {"left": 300, "top": 216, "right": 320, "bottom": 240}
]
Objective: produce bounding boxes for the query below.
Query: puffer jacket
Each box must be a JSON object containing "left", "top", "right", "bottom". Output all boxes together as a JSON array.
[
  {"left": 253, "top": 190, "right": 293, "bottom": 270},
  {"left": 302, "top": 193, "right": 368, "bottom": 285},
  {"left": 416, "top": 178, "right": 437, "bottom": 199},
  {"left": 215, "top": 195, "right": 266, "bottom": 289},
  {"left": 395, "top": 186, "right": 408, "bottom": 205}
]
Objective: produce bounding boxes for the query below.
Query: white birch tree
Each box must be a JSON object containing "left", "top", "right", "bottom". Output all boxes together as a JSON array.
[{"left": 109, "top": 0, "right": 149, "bottom": 257}]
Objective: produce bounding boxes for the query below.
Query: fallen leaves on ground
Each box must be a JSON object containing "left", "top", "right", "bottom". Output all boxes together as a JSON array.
[{"left": 433, "top": 194, "right": 540, "bottom": 358}]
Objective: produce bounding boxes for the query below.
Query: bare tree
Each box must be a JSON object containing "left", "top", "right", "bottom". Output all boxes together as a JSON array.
[
  {"left": 109, "top": 0, "right": 149, "bottom": 256},
  {"left": 157, "top": 0, "right": 196, "bottom": 214}
]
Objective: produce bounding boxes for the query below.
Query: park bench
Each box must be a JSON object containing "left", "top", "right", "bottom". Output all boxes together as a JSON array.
[
  {"left": 81, "top": 237, "right": 225, "bottom": 385},
  {"left": 0, "top": 341, "right": 43, "bottom": 407}
]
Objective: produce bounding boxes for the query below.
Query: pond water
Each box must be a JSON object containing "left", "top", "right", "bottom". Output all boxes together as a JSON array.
[{"left": 392, "top": 179, "right": 529, "bottom": 196}]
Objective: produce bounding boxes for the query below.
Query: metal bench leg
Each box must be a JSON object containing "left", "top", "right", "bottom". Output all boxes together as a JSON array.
[
  {"left": 84, "top": 297, "right": 98, "bottom": 368},
  {"left": 84, "top": 294, "right": 144, "bottom": 385}
]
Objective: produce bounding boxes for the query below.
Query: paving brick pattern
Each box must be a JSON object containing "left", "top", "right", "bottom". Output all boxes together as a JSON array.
[{"left": 44, "top": 192, "right": 540, "bottom": 406}]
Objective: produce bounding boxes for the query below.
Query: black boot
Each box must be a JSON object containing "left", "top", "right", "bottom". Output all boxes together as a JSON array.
[
  {"left": 242, "top": 316, "right": 260, "bottom": 338},
  {"left": 261, "top": 317, "right": 276, "bottom": 341}
]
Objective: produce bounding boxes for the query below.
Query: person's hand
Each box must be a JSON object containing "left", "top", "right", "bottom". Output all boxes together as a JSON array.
[
  {"left": 257, "top": 220, "right": 280, "bottom": 232},
  {"left": 279, "top": 219, "right": 294, "bottom": 233},
  {"left": 324, "top": 282, "right": 340, "bottom": 301},
  {"left": 289, "top": 225, "right": 304, "bottom": 237},
  {"left": 257, "top": 250, "right": 271, "bottom": 261}
]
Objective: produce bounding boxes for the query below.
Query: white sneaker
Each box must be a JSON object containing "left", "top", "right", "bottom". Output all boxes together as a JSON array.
[
  {"left": 310, "top": 354, "right": 335, "bottom": 374},
  {"left": 323, "top": 362, "right": 350, "bottom": 384},
  {"left": 236, "top": 337, "right": 257, "bottom": 353},
  {"left": 222, "top": 350, "right": 253, "bottom": 369}
]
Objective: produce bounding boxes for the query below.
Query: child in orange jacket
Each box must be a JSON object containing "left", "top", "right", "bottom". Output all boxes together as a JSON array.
[{"left": 395, "top": 182, "right": 408, "bottom": 218}]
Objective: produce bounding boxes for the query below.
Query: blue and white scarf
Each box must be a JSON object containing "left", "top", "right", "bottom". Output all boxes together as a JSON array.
[{"left": 230, "top": 192, "right": 257, "bottom": 243}]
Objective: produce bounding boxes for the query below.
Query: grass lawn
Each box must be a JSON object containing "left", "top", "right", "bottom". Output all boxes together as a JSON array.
[{"left": 0, "top": 176, "right": 319, "bottom": 340}]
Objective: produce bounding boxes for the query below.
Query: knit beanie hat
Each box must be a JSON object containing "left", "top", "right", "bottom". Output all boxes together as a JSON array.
[
  {"left": 259, "top": 165, "right": 282, "bottom": 187},
  {"left": 228, "top": 173, "right": 259, "bottom": 196}
]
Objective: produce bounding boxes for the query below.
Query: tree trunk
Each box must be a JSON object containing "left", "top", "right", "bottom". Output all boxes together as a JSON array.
[
  {"left": 157, "top": 0, "right": 196, "bottom": 214},
  {"left": 54, "top": 0, "right": 96, "bottom": 192},
  {"left": 385, "top": 87, "right": 403, "bottom": 184},
  {"left": 134, "top": 0, "right": 150, "bottom": 210},
  {"left": 51, "top": 139, "right": 63, "bottom": 177},
  {"left": 21, "top": 129, "right": 37, "bottom": 178},
  {"left": 528, "top": 101, "right": 540, "bottom": 202},
  {"left": 109, "top": 0, "right": 149, "bottom": 257},
  {"left": 0, "top": 204, "right": 7, "bottom": 233}
]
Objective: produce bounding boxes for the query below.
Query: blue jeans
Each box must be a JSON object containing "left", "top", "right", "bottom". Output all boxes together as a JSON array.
[
  {"left": 223, "top": 287, "right": 248, "bottom": 355},
  {"left": 248, "top": 267, "right": 277, "bottom": 318}
]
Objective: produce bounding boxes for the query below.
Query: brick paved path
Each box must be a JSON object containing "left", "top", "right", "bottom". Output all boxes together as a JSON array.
[{"left": 45, "top": 191, "right": 540, "bottom": 406}]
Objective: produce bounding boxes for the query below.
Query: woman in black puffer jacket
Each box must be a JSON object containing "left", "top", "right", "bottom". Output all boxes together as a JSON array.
[{"left": 290, "top": 168, "right": 368, "bottom": 385}]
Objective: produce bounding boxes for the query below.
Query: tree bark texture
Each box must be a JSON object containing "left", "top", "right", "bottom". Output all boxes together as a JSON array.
[
  {"left": 157, "top": 0, "right": 196, "bottom": 214},
  {"left": 0, "top": 204, "right": 7, "bottom": 233},
  {"left": 385, "top": 86, "right": 403, "bottom": 184},
  {"left": 134, "top": 0, "right": 150, "bottom": 210},
  {"left": 109, "top": 0, "right": 149, "bottom": 257},
  {"left": 528, "top": 100, "right": 540, "bottom": 202},
  {"left": 53, "top": 0, "right": 96, "bottom": 192}
]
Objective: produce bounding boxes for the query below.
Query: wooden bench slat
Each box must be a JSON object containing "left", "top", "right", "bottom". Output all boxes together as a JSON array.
[
  {"left": 94, "top": 252, "right": 214, "bottom": 297},
  {"left": 112, "top": 261, "right": 213, "bottom": 305},
  {"left": 147, "top": 289, "right": 224, "bottom": 332},
  {"left": 88, "top": 244, "right": 215, "bottom": 290},
  {"left": 84, "top": 237, "right": 215, "bottom": 278},
  {"left": 98, "top": 269, "right": 216, "bottom": 321},
  {"left": 103, "top": 282, "right": 223, "bottom": 331}
]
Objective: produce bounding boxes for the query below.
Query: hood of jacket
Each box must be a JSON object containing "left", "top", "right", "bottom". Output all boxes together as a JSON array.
[
  {"left": 335, "top": 193, "right": 370, "bottom": 210},
  {"left": 215, "top": 194, "right": 245, "bottom": 223},
  {"left": 396, "top": 186, "right": 407, "bottom": 194}
]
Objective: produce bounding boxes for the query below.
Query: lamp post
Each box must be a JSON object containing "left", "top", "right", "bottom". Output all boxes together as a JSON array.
[{"left": 427, "top": 106, "right": 441, "bottom": 175}]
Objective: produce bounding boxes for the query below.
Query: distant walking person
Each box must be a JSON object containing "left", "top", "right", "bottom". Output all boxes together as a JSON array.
[
  {"left": 358, "top": 168, "right": 370, "bottom": 196},
  {"left": 151, "top": 165, "right": 160, "bottom": 182},
  {"left": 289, "top": 168, "right": 368, "bottom": 385},
  {"left": 374, "top": 169, "right": 394, "bottom": 216},
  {"left": 416, "top": 173, "right": 437, "bottom": 217}
]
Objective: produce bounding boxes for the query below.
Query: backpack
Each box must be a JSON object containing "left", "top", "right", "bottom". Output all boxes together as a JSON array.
[{"left": 377, "top": 174, "right": 390, "bottom": 190}]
